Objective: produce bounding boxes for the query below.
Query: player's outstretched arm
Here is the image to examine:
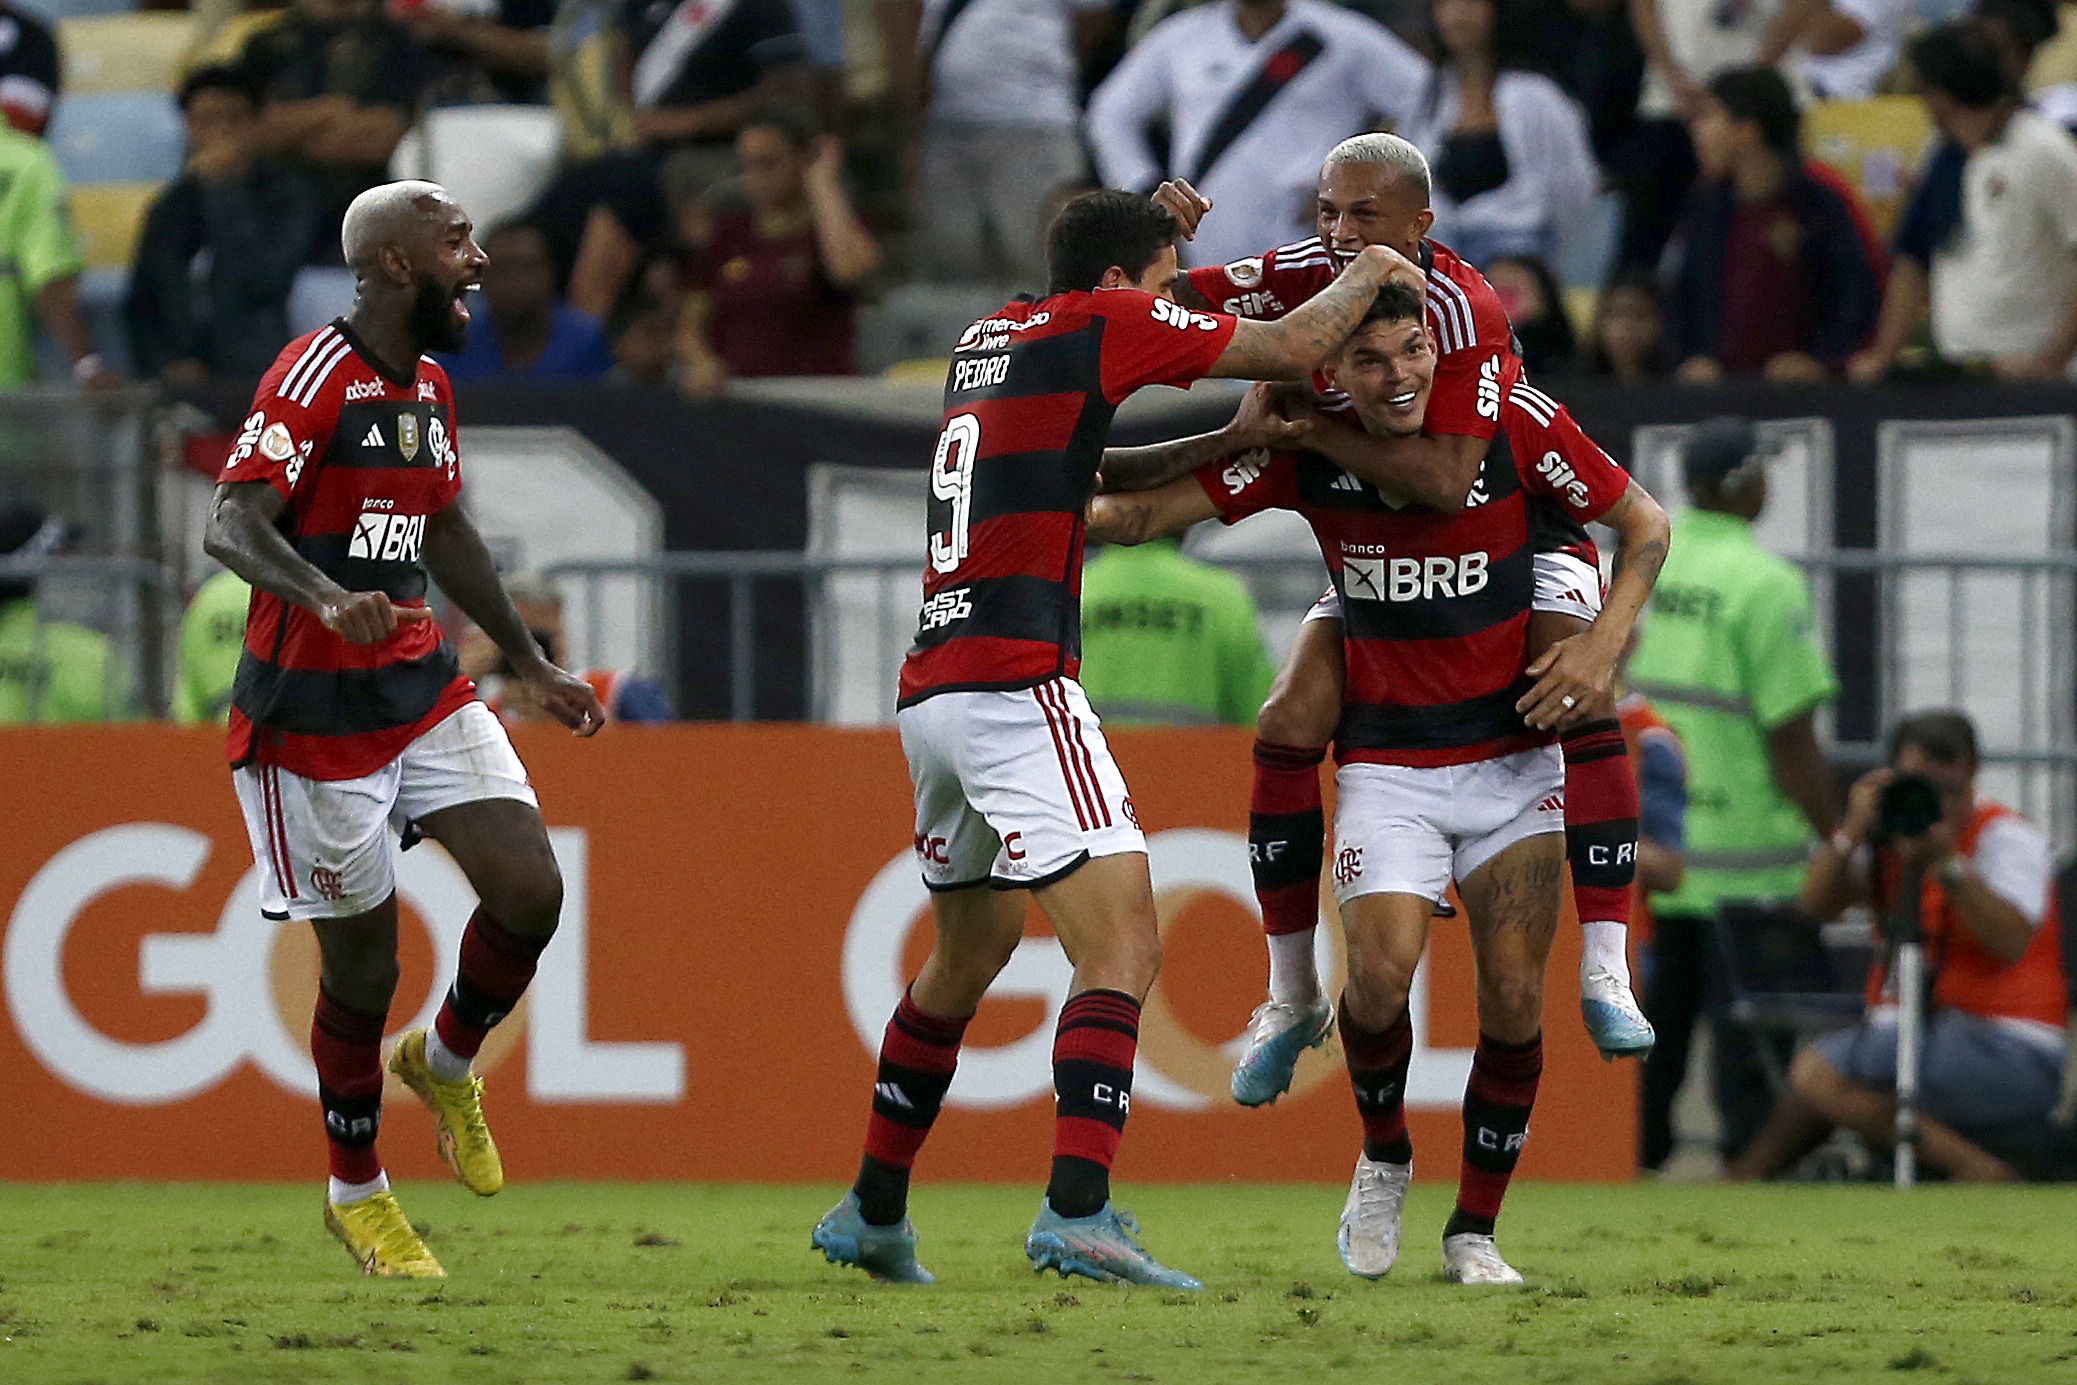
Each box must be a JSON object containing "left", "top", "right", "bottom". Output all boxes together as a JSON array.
[
  {"left": 1087, "top": 476, "right": 1221, "bottom": 547},
  {"left": 1518, "top": 479, "right": 1671, "bottom": 730},
  {"left": 1099, "top": 383, "right": 1308, "bottom": 492},
  {"left": 423, "top": 505, "right": 604, "bottom": 735},
  {"left": 1206, "top": 244, "right": 1420, "bottom": 381},
  {"left": 204, "top": 481, "right": 429, "bottom": 645},
  {"left": 1289, "top": 413, "right": 1486, "bottom": 512}
]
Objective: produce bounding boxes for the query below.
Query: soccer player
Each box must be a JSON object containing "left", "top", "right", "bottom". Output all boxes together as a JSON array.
[
  {"left": 1086, "top": 281, "right": 1670, "bottom": 1283},
  {"left": 1147, "top": 133, "right": 1656, "bottom": 1100},
  {"left": 812, "top": 190, "right": 1416, "bottom": 1289},
  {"left": 202, "top": 181, "right": 606, "bottom": 1278}
]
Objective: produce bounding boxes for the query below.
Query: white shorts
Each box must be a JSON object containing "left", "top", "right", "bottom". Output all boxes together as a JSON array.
[
  {"left": 898, "top": 677, "right": 1145, "bottom": 890},
  {"left": 1303, "top": 551, "right": 1605, "bottom": 625},
  {"left": 232, "top": 701, "right": 537, "bottom": 922},
  {"left": 1330, "top": 746, "right": 1565, "bottom": 905}
]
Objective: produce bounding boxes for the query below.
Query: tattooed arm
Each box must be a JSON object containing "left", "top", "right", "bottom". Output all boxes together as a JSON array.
[
  {"left": 1098, "top": 383, "right": 1308, "bottom": 492},
  {"left": 1204, "top": 244, "right": 1422, "bottom": 381}
]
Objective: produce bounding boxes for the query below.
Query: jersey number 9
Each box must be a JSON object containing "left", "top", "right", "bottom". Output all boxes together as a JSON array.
[{"left": 929, "top": 413, "right": 981, "bottom": 575}]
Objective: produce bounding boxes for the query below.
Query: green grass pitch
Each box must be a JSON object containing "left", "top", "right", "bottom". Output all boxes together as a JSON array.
[{"left": 3, "top": 1181, "right": 2073, "bottom": 1384}]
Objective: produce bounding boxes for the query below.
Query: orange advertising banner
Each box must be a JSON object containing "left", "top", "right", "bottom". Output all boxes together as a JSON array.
[{"left": 2, "top": 723, "right": 1633, "bottom": 1183}]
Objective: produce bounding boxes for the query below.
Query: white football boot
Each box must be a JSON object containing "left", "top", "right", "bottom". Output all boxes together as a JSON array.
[
  {"left": 1441, "top": 1232, "right": 1524, "bottom": 1285},
  {"left": 1336, "top": 1153, "right": 1411, "bottom": 1279}
]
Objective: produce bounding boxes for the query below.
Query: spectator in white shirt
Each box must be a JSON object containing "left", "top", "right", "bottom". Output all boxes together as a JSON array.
[
  {"left": 879, "top": 0, "right": 1111, "bottom": 283},
  {"left": 1085, "top": 0, "right": 1428, "bottom": 267},
  {"left": 1757, "top": 0, "right": 1914, "bottom": 100},
  {"left": 1849, "top": 20, "right": 2077, "bottom": 380},
  {"left": 1401, "top": 0, "right": 1600, "bottom": 267}
]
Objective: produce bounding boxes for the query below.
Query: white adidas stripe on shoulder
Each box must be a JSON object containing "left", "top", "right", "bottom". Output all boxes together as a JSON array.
[
  {"left": 1427, "top": 276, "right": 1476, "bottom": 354},
  {"left": 1423, "top": 286, "right": 1466, "bottom": 354},
  {"left": 289, "top": 335, "right": 353, "bottom": 408},
  {"left": 1516, "top": 383, "right": 1561, "bottom": 417},
  {"left": 276, "top": 328, "right": 340, "bottom": 401},
  {"left": 1509, "top": 385, "right": 1558, "bottom": 425},
  {"left": 1272, "top": 236, "right": 1325, "bottom": 260}
]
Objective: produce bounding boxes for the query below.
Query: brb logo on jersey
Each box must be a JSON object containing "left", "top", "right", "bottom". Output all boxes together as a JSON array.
[
  {"left": 1342, "top": 550, "right": 1490, "bottom": 602},
  {"left": 1150, "top": 297, "right": 1223, "bottom": 332},
  {"left": 348, "top": 508, "right": 427, "bottom": 562}
]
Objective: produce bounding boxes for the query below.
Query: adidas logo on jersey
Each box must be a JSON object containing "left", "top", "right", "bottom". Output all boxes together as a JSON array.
[
  {"left": 362, "top": 423, "right": 384, "bottom": 448},
  {"left": 1330, "top": 471, "right": 1365, "bottom": 492},
  {"left": 1536, "top": 795, "right": 1564, "bottom": 814},
  {"left": 347, "top": 509, "right": 426, "bottom": 562}
]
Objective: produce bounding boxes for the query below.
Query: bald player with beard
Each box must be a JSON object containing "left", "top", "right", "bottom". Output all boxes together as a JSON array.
[{"left": 205, "top": 181, "right": 605, "bottom": 1278}]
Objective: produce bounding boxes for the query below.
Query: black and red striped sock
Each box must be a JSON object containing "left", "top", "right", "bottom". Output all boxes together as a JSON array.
[
  {"left": 434, "top": 908, "right": 550, "bottom": 1062},
  {"left": 1048, "top": 988, "right": 1140, "bottom": 1219},
  {"left": 311, "top": 987, "right": 387, "bottom": 1186},
  {"left": 1340, "top": 1002, "right": 1414, "bottom": 1165},
  {"left": 1560, "top": 720, "right": 1639, "bottom": 930},
  {"left": 853, "top": 988, "right": 969, "bottom": 1226},
  {"left": 1447, "top": 1032, "right": 1543, "bottom": 1240},
  {"left": 1251, "top": 740, "right": 1327, "bottom": 937}
]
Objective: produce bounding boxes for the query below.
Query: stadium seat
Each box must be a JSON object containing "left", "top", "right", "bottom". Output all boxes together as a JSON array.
[
  {"left": 69, "top": 179, "right": 155, "bottom": 271},
  {"left": 60, "top": 13, "right": 192, "bottom": 95},
  {"left": 1805, "top": 97, "right": 1937, "bottom": 241},
  {"left": 47, "top": 90, "right": 183, "bottom": 186},
  {"left": 857, "top": 283, "right": 1020, "bottom": 375},
  {"left": 1707, "top": 902, "right": 1866, "bottom": 1099},
  {"left": 390, "top": 105, "right": 562, "bottom": 234}
]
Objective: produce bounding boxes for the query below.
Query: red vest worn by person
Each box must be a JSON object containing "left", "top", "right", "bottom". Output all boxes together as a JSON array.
[
  {"left": 1197, "top": 380, "right": 1629, "bottom": 766},
  {"left": 1868, "top": 801, "right": 2067, "bottom": 1028},
  {"left": 897, "top": 288, "right": 1238, "bottom": 706},
  {"left": 218, "top": 320, "right": 474, "bottom": 780}
]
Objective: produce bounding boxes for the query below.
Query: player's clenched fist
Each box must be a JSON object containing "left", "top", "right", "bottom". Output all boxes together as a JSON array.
[
  {"left": 525, "top": 663, "right": 607, "bottom": 737},
  {"left": 1152, "top": 178, "right": 1212, "bottom": 239},
  {"left": 319, "top": 590, "right": 432, "bottom": 644}
]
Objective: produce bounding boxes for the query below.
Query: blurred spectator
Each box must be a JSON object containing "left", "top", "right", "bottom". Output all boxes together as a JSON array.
[
  {"left": 676, "top": 108, "right": 879, "bottom": 393},
  {"left": 1976, "top": 0, "right": 2076, "bottom": 131},
  {"left": 125, "top": 65, "right": 317, "bottom": 385},
  {"left": 240, "top": 0, "right": 435, "bottom": 264},
  {"left": 436, "top": 221, "right": 614, "bottom": 380},
  {"left": 1667, "top": 66, "right": 1882, "bottom": 382},
  {"left": 461, "top": 574, "right": 670, "bottom": 722},
  {"left": 1627, "top": 418, "right": 1841, "bottom": 1171},
  {"left": 878, "top": 0, "right": 1109, "bottom": 284},
  {"left": 1086, "top": 0, "right": 1429, "bottom": 267},
  {"left": 1078, "top": 536, "right": 1277, "bottom": 727},
  {"left": 1529, "top": 0, "right": 1646, "bottom": 166},
  {"left": 0, "top": 505, "right": 112, "bottom": 723},
  {"left": 1401, "top": 0, "right": 1599, "bottom": 267},
  {"left": 0, "top": 126, "right": 115, "bottom": 390},
  {"left": 171, "top": 568, "right": 250, "bottom": 725},
  {"left": 1581, "top": 268, "right": 1672, "bottom": 382},
  {"left": 541, "top": 0, "right": 809, "bottom": 317},
  {"left": 1728, "top": 711, "right": 2065, "bottom": 1183},
  {"left": 1850, "top": 20, "right": 2077, "bottom": 380},
  {"left": 1758, "top": 0, "right": 1915, "bottom": 100},
  {"left": 1483, "top": 252, "right": 1576, "bottom": 377},
  {"left": 0, "top": 2, "right": 59, "bottom": 137},
  {"left": 401, "top": 0, "right": 556, "bottom": 106},
  {"left": 1619, "top": 0, "right": 1783, "bottom": 272},
  {"left": 605, "top": 261, "right": 682, "bottom": 386}
]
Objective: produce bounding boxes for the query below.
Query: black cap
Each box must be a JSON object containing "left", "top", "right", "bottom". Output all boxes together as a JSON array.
[{"left": 1682, "top": 417, "right": 1766, "bottom": 483}]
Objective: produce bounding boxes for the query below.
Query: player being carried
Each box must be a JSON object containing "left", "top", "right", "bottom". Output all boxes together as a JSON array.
[
  {"left": 204, "top": 181, "right": 606, "bottom": 1278},
  {"left": 1087, "top": 280, "right": 1670, "bottom": 1283},
  {"left": 813, "top": 190, "right": 1420, "bottom": 1289},
  {"left": 1150, "top": 133, "right": 1658, "bottom": 1103}
]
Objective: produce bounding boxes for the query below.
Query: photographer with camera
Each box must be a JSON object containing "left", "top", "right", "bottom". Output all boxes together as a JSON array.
[{"left": 1725, "top": 711, "right": 2066, "bottom": 1182}]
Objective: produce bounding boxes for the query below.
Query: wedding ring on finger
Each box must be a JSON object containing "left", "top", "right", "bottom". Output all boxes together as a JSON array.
[{"left": 1560, "top": 695, "right": 1578, "bottom": 710}]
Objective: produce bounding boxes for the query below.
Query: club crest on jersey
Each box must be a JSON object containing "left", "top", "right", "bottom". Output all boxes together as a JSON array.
[
  {"left": 396, "top": 413, "right": 420, "bottom": 461},
  {"left": 348, "top": 509, "right": 426, "bottom": 562}
]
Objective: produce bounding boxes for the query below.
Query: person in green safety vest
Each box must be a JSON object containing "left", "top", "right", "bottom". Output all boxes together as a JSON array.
[
  {"left": 0, "top": 504, "right": 115, "bottom": 723},
  {"left": 172, "top": 568, "right": 254, "bottom": 724},
  {"left": 1626, "top": 415, "right": 1841, "bottom": 1173},
  {"left": 1078, "top": 536, "right": 1276, "bottom": 727}
]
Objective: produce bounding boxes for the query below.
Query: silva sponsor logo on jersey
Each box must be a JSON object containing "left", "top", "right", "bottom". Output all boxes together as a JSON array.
[
  {"left": 347, "top": 509, "right": 427, "bottom": 563},
  {"left": 1219, "top": 290, "right": 1288, "bottom": 318},
  {"left": 918, "top": 586, "right": 973, "bottom": 630},
  {"left": 954, "top": 312, "right": 1050, "bottom": 353},
  {"left": 1220, "top": 448, "right": 1269, "bottom": 494},
  {"left": 951, "top": 354, "right": 1010, "bottom": 392},
  {"left": 1150, "top": 297, "right": 1223, "bottom": 332},
  {"left": 1476, "top": 355, "right": 1502, "bottom": 421},
  {"left": 227, "top": 411, "right": 266, "bottom": 469},
  {"left": 344, "top": 378, "right": 386, "bottom": 402},
  {"left": 1535, "top": 450, "right": 1593, "bottom": 510},
  {"left": 1343, "top": 551, "right": 1490, "bottom": 603},
  {"left": 361, "top": 423, "right": 385, "bottom": 449},
  {"left": 1224, "top": 256, "right": 1265, "bottom": 288},
  {"left": 396, "top": 413, "right": 420, "bottom": 462}
]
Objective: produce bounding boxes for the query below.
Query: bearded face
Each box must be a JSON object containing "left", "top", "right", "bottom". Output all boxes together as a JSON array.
[{"left": 410, "top": 270, "right": 473, "bottom": 354}]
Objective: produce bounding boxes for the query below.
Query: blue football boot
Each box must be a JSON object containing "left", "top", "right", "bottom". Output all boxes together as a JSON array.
[
  {"left": 1229, "top": 998, "right": 1335, "bottom": 1107},
  {"left": 1025, "top": 1201, "right": 1202, "bottom": 1289},
  {"left": 1581, "top": 967, "right": 1656, "bottom": 1059},
  {"left": 811, "top": 1192, "right": 934, "bottom": 1284}
]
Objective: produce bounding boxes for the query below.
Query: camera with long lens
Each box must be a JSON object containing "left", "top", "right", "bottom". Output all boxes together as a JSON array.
[{"left": 1874, "top": 773, "right": 1944, "bottom": 841}]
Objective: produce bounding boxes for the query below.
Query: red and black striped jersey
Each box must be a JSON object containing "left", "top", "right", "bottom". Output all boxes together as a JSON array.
[
  {"left": 897, "top": 288, "right": 1238, "bottom": 707},
  {"left": 1196, "top": 380, "right": 1629, "bottom": 767},
  {"left": 1188, "top": 236, "right": 1517, "bottom": 441},
  {"left": 217, "top": 320, "right": 474, "bottom": 780}
]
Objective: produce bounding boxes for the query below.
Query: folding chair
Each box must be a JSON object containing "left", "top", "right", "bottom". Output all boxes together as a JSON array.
[{"left": 1707, "top": 901, "right": 1867, "bottom": 1099}]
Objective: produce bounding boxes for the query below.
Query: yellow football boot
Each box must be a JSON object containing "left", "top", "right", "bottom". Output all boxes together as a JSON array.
[
  {"left": 324, "top": 1191, "right": 445, "bottom": 1278},
  {"left": 388, "top": 1027, "right": 505, "bottom": 1195}
]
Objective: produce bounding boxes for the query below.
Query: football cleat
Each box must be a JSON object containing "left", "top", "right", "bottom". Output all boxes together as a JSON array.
[
  {"left": 1580, "top": 968, "right": 1656, "bottom": 1060},
  {"left": 1337, "top": 1154, "right": 1412, "bottom": 1279},
  {"left": 811, "top": 1192, "right": 935, "bottom": 1284},
  {"left": 324, "top": 1191, "right": 445, "bottom": 1278},
  {"left": 1026, "top": 1202, "right": 1202, "bottom": 1289},
  {"left": 388, "top": 1028, "right": 504, "bottom": 1196},
  {"left": 1230, "top": 998, "right": 1335, "bottom": 1107},
  {"left": 1441, "top": 1232, "right": 1524, "bottom": 1285}
]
